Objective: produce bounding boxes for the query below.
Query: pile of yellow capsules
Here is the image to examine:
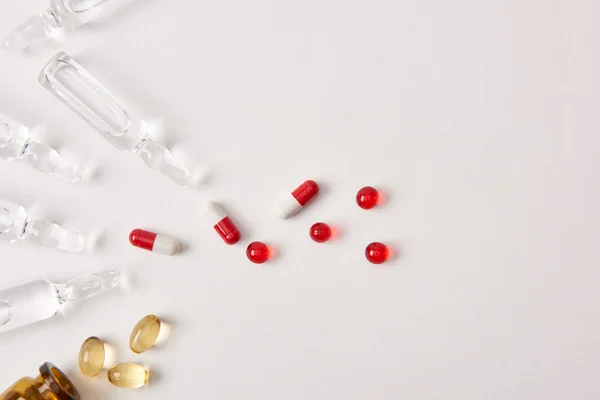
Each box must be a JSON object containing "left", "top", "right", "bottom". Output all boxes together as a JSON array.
[{"left": 78, "top": 315, "right": 165, "bottom": 389}]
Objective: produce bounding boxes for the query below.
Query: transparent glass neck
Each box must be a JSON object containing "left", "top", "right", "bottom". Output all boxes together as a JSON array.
[
  {"left": 0, "top": 199, "right": 86, "bottom": 252},
  {"left": 2, "top": 12, "right": 58, "bottom": 51},
  {"left": 56, "top": 270, "right": 120, "bottom": 303},
  {"left": 3, "top": 0, "right": 123, "bottom": 51},
  {"left": 0, "top": 271, "right": 120, "bottom": 333},
  {"left": 0, "top": 114, "right": 83, "bottom": 182}
]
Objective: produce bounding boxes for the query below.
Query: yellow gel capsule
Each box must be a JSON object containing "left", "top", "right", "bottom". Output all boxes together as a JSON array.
[
  {"left": 130, "top": 315, "right": 161, "bottom": 354},
  {"left": 107, "top": 363, "right": 149, "bottom": 389},
  {"left": 78, "top": 336, "right": 105, "bottom": 377}
]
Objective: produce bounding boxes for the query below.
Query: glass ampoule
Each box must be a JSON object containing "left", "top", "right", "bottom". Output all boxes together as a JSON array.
[
  {"left": 0, "top": 113, "right": 83, "bottom": 182},
  {"left": 0, "top": 199, "right": 86, "bottom": 252},
  {"left": 0, "top": 362, "right": 80, "bottom": 400},
  {"left": 3, "top": 0, "right": 115, "bottom": 51},
  {"left": 0, "top": 270, "right": 120, "bottom": 333},
  {"left": 39, "top": 52, "right": 192, "bottom": 187}
]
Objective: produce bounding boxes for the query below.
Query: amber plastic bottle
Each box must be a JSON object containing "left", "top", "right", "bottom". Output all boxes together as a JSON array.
[{"left": 0, "top": 363, "right": 80, "bottom": 400}]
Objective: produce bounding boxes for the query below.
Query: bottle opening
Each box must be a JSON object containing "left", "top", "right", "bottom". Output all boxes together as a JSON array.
[{"left": 39, "top": 363, "right": 80, "bottom": 400}]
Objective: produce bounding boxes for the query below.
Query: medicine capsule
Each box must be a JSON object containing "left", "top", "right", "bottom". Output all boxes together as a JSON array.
[
  {"left": 108, "top": 363, "right": 149, "bottom": 389},
  {"left": 246, "top": 241, "right": 270, "bottom": 264},
  {"left": 365, "top": 242, "right": 390, "bottom": 264},
  {"left": 204, "top": 201, "right": 241, "bottom": 245},
  {"left": 129, "top": 229, "right": 180, "bottom": 256},
  {"left": 356, "top": 186, "right": 380, "bottom": 209},
  {"left": 277, "top": 180, "right": 320, "bottom": 219},
  {"left": 130, "top": 315, "right": 161, "bottom": 354},
  {"left": 78, "top": 336, "right": 105, "bottom": 377}
]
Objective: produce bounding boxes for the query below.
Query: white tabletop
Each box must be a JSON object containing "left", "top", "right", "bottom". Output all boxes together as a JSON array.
[{"left": 1, "top": 0, "right": 599, "bottom": 398}]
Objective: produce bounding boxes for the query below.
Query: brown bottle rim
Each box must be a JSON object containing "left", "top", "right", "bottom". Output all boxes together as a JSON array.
[{"left": 39, "top": 362, "right": 80, "bottom": 400}]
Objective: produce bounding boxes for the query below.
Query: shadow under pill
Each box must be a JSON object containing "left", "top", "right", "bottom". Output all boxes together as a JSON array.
[{"left": 147, "top": 367, "right": 161, "bottom": 387}]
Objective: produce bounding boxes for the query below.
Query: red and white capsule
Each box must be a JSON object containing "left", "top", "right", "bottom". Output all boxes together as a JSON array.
[
  {"left": 277, "top": 180, "right": 320, "bottom": 219},
  {"left": 205, "top": 201, "right": 241, "bottom": 245},
  {"left": 129, "top": 229, "right": 180, "bottom": 256}
]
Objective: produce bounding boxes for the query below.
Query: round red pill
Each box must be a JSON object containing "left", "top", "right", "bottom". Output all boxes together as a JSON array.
[
  {"left": 356, "top": 186, "right": 379, "bottom": 209},
  {"left": 246, "top": 241, "right": 270, "bottom": 264},
  {"left": 365, "top": 242, "right": 389, "bottom": 264},
  {"left": 309, "top": 222, "right": 332, "bottom": 243}
]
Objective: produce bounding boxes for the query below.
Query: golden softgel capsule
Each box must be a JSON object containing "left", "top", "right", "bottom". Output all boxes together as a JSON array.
[
  {"left": 78, "top": 337, "right": 105, "bottom": 377},
  {"left": 108, "top": 363, "right": 149, "bottom": 389},
  {"left": 130, "top": 315, "right": 161, "bottom": 353}
]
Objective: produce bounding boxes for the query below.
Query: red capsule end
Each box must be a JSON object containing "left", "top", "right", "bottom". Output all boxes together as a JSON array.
[
  {"left": 292, "top": 180, "right": 320, "bottom": 206},
  {"left": 214, "top": 216, "right": 241, "bottom": 245},
  {"left": 129, "top": 229, "right": 157, "bottom": 251}
]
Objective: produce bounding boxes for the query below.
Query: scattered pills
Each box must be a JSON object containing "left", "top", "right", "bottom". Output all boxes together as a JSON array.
[
  {"left": 78, "top": 336, "right": 105, "bottom": 377},
  {"left": 108, "top": 363, "right": 149, "bottom": 389},
  {"left": 205, "top": 201, "right": 241, "bottom": 245},
  {"left": 309, "top": 222, "right": 332, "bottom": 243},
  {"left": 130, "top": 315, "right": 161, "bottom": 354},
  {"left": 246, "top": 241, "right": 270, "bottom": 264},
  {"left": 129, "top": 229, "right": 180, "bottom": 256},
  {"left": 356, "top": 186, "right": 379, "bottom": 209},
  {"left": 277, "top": 180, "right": 320, "bottom": 219},
  {"left": 365, "top": 242, "right": 389, "bottom": 264}
]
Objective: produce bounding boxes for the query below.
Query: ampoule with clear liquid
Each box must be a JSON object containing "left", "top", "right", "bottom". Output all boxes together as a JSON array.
[
  {"left": 0, "top": 270, "right": 120, "bottom": 333},
  {"left": 0, "top": 199, "right": 86, "bottom": 252},
  {"left": 39, "top": 52, "right": 192, "bottom": 187},
  {"left": 0, "top": 113, "right": 83, "bottom": 182},
  {"left": 3, "top": 0, "right": 120, "bottom": 51}
]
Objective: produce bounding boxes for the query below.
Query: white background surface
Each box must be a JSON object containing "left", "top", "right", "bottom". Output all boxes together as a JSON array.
[{"left": 1, "top": 0, "right": 599, "bottom": 398}]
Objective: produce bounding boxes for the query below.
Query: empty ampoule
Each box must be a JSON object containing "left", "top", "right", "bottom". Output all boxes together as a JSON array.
[
  {"left": 0, "top": 270, "right": 120, "bottom": 333},
  {"left": 39, "top": 52, "right": 191, "bottom": 187},
  {"left": 3, "top": 0, "right": 123, "bottom": 51},
  {"left": 0, "top": 113, "right": 83, "bottom": 182},
  {"left": 0, "top": 199, "right": 86, "bottom": 252}
]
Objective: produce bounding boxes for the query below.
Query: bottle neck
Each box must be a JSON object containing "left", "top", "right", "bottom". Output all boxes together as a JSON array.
[
  {"left": 36, "top": 363, "right": 80, "bottom": 400},
  {"left": 0, "top": 364, "right": 79, "bottom": 400}
]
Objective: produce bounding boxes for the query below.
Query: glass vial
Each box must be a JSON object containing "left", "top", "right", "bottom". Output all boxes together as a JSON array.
[
  {"left": 0, "top": 199, "right": 86, "bottom": 252},
  {"left": 3, "top": 0, "right": 113, "bottom": 51},
  {"left": 0, "top": 113, "right": 83, "bottom": 182},
  {"left": 0, "top": 362, "right": 80, "bottom": 400},
  {"left": 39, "top": 52, "right": 192, "bottom": 187},
  {"left": 0, "top": 270, "right": 120, "bottom": 333}
]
